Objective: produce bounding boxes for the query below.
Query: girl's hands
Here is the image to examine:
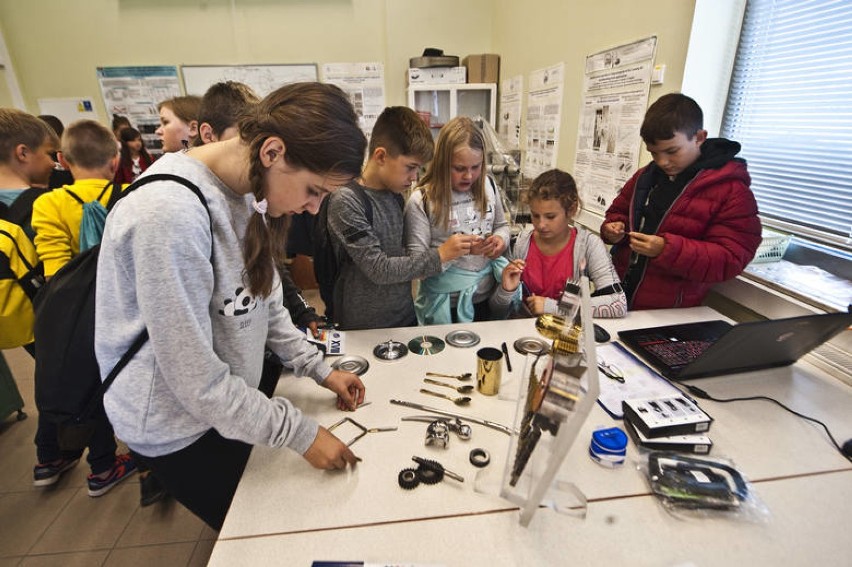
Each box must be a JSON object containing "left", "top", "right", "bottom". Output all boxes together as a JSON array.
[
  {"left": 524, "top": 294, "right": 547, "bottom": 315},
  {"left": 438, "top": 233, "right": 477, "bottom": 262},
  {"left": 303, "top": 426, "right": 359, "bottom": 470},
  {"left": 501, "top": 259, "right": 524, "bottom": 292},
  {"left": 471, "top": 234, "right": 506, "bottom": 259},
  {"left": 322, "top": 370, "right": 365, "bottom": 411}
]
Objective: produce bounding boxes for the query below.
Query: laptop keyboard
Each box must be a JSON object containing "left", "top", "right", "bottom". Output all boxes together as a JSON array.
[{"left": 639, "top": 338, "right": 714, "bottom": 367}]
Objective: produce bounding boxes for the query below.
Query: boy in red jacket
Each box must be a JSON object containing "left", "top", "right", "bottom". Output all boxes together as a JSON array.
[{"left": 601, "top": 93, "right": 761, "bottom": 310}]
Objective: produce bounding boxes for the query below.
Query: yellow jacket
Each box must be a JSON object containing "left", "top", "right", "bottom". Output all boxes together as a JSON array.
[{"left": 31, "top": 179, "right": 118, "bottom": 277}]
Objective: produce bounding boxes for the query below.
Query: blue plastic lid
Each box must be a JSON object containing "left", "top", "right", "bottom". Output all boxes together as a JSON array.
[{"left": 591, "top": 427, "right": 628, "bottom": 453}]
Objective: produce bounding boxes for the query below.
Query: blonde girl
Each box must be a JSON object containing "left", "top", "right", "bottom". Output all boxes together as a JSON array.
[{"left": 405, "top": 116, "right": 510, "bottom": 324}]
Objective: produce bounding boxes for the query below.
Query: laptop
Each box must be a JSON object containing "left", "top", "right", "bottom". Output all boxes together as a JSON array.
[{"left": 617, "top": 312, "right": 852, "bottom": 380}]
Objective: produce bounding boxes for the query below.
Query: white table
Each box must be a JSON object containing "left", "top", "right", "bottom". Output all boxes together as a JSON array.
[{"left": 210, "top": 308, "right": 852, "bottom": 566}]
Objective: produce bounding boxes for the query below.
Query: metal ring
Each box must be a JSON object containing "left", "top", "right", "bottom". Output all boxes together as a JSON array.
[{"left": 469, "top": 448, "right": 491, "bottom": 468}]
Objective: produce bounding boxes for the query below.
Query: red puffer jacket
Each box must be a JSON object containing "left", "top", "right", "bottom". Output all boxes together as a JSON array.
[{"left": 604, "top": 158, "right": 761, "bottom": 309}]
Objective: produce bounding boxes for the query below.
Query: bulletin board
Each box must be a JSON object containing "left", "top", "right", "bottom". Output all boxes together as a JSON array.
[
  {"left": 37, "top": 97, "right": 100, "bottom": 125},
  {"left": 181, "top": 64, "right": 318, "bottom": 97}
]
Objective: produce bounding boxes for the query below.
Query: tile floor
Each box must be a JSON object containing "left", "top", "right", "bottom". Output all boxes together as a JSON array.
[
  {"left": 0, "top": 346, "right": 218, "bottom": 567},
  {"left": 0, "top": 288, "right": 324, "bottom": 567}
]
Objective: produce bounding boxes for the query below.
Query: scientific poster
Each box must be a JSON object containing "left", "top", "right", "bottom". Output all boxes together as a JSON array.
[
  {"left": 96, "top": 66, "right": 182, "bottom": 153},
  {"left": 573, "top": 37, "right": 657, "bottom": 214},
  {"left": 499, "top": 75, "right": 523, "bottom": 150},
  {"left": 523, "top": 63, "right": 564, "bottom": 179},
  {"left": 322, "top": 62, "right": 385, "bottom": 140}
]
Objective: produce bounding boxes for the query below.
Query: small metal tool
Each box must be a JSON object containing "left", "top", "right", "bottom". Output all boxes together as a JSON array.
[
  {"left": 390, "top": 399, "right": 514, "bottom": 435},
  {"left": 327, "top": 417, "right": 398, "bottom": 447},
  {"left": 401, "top": 415, "right": 473, "bottom": 440}
]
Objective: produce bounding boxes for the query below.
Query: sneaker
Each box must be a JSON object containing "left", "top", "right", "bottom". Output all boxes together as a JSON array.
[
  {"left": 87, "top": 453, "right": 138, "bottom": 497},
  {"left": 33, "top": 458, "right": 80, "bottom": 487},
  {"left": 139, "top": 472, "right": 168, "bottom": 507}
]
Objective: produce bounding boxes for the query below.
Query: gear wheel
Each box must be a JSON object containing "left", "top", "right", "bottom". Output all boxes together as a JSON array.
[
  {"left": 398, "top": 468, "right": 420, "bottom": 490},
  {"left": 414, "top": 458, "right": 445, "bottom": 485}
]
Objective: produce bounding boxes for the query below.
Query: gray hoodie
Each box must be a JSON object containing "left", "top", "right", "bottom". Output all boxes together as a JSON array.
[{"left": 95, "top": 152, "right": 329, "bottom": 458}]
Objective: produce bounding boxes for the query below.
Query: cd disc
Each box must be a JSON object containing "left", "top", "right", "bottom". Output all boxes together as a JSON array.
[
  {"left": 407, "top": 335, "right": 445, "bottom": 356},
  {"left": 445, "top": 329, "right": 481, "bottom": 348},
  {"left": 513, "top": 336, "right": 550, "bottom": 356},
  {"left": 373, "top": 340, "right": 409, "bottom": 361},
  {"left": 330, "top": 355, "right": 370, "bottom": 376}
]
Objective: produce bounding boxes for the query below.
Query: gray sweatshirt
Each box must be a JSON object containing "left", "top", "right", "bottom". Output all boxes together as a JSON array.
[
  {"left": 404, "top": 177, "right": 511, "bottom": 303},
  {"left": 95, "top": 152, "right": 330, "bottom": 458},
  {"left": 328, "top": 183, "right": 442, "bottom": 330}
]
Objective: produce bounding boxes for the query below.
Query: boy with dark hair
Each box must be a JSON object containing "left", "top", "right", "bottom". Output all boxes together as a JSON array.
[
  {"left": 326, "top": 106, "right": 475, "bottom": 330},
  {"left": 30, "top": 118, "right": 137, "bottom": 496},
  {"left": 195, "top": 81, "right": 261, "bottom": 145},
  {"left": 0, "top": 109, "right": 58, "bottom": 217},
  {"left": 601, "top": 93, "right": 762, "bottom": 310}
]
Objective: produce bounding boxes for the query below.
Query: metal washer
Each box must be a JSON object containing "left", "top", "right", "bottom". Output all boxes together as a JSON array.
[
  {"left": 513, "top": 336, "right": 550, "bottom": 356},
  {"left": 373, "top": 340, "right": 409, "bottom": 361},
  {"left": 330, "top": 355, "right": 370, "bottom": 376},
  {"left": 445, "top": 329, "right": 481, "bottom": 348}
]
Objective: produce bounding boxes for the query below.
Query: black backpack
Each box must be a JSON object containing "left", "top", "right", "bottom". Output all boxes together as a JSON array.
[
  {"left": 312, "top": 185, "right": 373, "bottom": 323},
  {"left": 33, "top": 174, "right": 211, "bottom": 450}
]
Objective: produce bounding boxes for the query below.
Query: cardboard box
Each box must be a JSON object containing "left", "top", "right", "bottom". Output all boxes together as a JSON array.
[
  {"left": 407, "top": 66, "right": 466, "bottom": 85},
  {"left": 463, "top": 54, "right": 500, "bottom": 84}
]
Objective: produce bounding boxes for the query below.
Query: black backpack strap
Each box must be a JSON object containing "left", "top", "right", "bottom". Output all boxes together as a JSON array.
[
  {"left": 96, "top": 181, "right": 112, "bottom": 203},
  {"left": 77, "top": 329, "right": 149, "bottom": 422},
  {"left": 119, "top": 173, "right": 212, "bottom": 233},
  {"left": 78, "top": 173, "right": 213, "bottom": 419},
  {"left": 0, "top": 228, "right": 36, "bottom": 273},
  {"left": 64, "top": 189, "right": 84, "bottom": 205}
]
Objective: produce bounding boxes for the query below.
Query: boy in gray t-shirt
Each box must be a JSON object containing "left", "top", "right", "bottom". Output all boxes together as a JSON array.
[{"left": 326, "top": 107, "right": 475, "bottom": 330}]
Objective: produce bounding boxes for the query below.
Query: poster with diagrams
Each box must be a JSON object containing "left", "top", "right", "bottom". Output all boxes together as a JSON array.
[
  {"left": 181, "top": 64, "right": 318, "bottom": 98},
  {"left": 573, "top": 36, "right": 657, "bottom": 214},
  {"left": 321, "top": 62, "right": 385, "bottom": 140},
  {"left": 500, "top": 75, "right": 523, "bottom": 150},
  {"left": 96, "top": 66, "right": 182, "bottom": 153},
  {"left": 523, "top": 63, "right": 564, "bottom": 179}
]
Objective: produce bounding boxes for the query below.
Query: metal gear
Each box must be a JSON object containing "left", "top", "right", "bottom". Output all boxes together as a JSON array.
[
  {"left": 413, "top": 457, "right": 445, "bottom": 485},
  {"left": 398, "top": 468, "right": 420, "bottom": 490}
]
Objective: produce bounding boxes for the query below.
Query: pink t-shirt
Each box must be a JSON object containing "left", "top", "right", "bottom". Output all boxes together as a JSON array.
[{"left": 522, "top": 229, "right": 576, "bottom": 299}]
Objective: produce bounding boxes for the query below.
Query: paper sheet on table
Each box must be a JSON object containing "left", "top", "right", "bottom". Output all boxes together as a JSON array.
[{"left": 596, "top": 342, "right": 682, "bottom": 418}]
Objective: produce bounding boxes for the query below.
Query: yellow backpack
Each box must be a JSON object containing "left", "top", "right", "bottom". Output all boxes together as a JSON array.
[{"left": 0, "top": 219, "right": 45, "bottom": 349}]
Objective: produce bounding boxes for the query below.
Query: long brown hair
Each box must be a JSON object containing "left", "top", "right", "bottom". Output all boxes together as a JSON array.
[
  {"left": 239, "top": 82, "right": 366, "bottom": 297},
  {"left": 418, "top": 116, "right": 486, "bottom": 231}
]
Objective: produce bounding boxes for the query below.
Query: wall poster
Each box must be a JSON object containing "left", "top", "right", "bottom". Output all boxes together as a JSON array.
[{"left": 573, "top": 36, "right": 657, "bottom": 214}]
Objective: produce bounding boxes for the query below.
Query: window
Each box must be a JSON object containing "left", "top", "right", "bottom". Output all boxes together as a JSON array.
[{"left": 721, "top": 0, "right": 852, "bottom": 251}]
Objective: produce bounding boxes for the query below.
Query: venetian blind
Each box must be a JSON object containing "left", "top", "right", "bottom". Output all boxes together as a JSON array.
[{"left": 721, "top": 0, "right": 852, "bottom": 250}]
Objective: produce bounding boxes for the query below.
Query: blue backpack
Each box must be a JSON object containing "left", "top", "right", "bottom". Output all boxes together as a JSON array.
[{"left": 65, "top": 182, "right": 112, "bottom": 253}]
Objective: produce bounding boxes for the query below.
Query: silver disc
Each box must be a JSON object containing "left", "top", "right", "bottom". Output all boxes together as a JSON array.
[
  {"left": 407, "top": 335, "right": 445, "bottom": 355},
  {"left": 513, "top": 336, "right": 550, "bottom": 356},
  {"left": 373, "top": 340, "right": 409, "bottom": 361},
  {"left": 330, "top": 355, "right": 370, "bottom": 376},
  {"left": 445, "top": 329, "right": 481, "bottom": 348}
]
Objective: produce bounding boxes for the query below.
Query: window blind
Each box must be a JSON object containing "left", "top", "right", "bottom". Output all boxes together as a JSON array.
[{"left": 721, "top": 0, "right": 852, "bottom": 250}]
